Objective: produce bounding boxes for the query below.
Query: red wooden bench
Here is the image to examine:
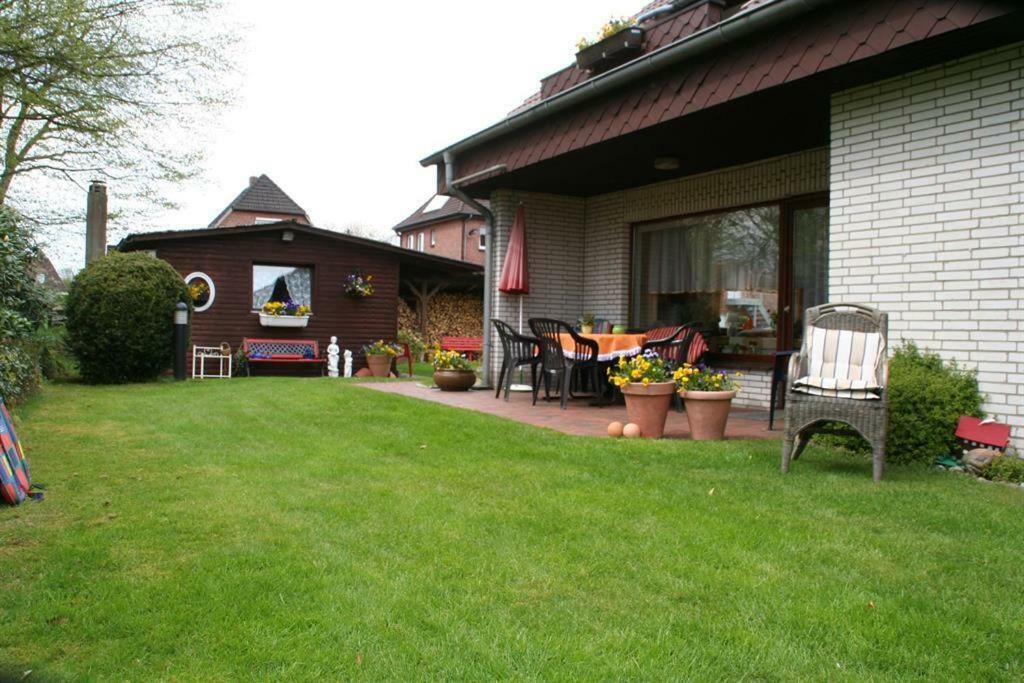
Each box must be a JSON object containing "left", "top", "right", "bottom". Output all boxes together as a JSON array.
[
  {"left": 441, "top": 336, "right": 483, "bottom": 360},
  {"left": 242, "top": 338, "right": 325, "bottom": 376}
]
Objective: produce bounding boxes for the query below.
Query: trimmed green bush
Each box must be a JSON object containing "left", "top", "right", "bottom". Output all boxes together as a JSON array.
[
  {"left": 982, "top": 456, "right": 1024, "bottom": 484},
  {"left": 66, "top": 252, "right": 190, "bottom": 383},
  {"left": 886, "top": 342, "right": 984, "bottom": 464},
  {"left": 817, "top": 342, "right": 984, "bottom": 465}
]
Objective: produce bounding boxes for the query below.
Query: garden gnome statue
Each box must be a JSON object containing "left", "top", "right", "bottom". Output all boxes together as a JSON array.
[
  {"left": 343, "top": 349, "right": 353, "bottom": 378},
  {"left": 327, "top": 336, "right": 340, "bottom": 378}
]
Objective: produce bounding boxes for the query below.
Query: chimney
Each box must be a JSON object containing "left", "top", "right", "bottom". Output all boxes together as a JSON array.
[
  {"left": 249, "top": 176, "right": 258, "bottom": 186},
  {"left": 85, "top": 180, "right": 108, "bottom": 265}
]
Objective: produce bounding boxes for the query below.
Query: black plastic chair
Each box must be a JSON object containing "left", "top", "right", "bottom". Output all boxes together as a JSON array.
[
  {"left": 640, "top": 324, "right": 701, "bottom": 412},
  {"left": 492, "top": 319, "right": 542, "bottom": 401},
  {"left": 528, "top": 318, "right": 600, "bottom": 410}
]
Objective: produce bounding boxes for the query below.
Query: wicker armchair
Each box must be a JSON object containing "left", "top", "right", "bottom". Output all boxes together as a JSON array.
[{"left": 781, "top": 303, "right": 889, "bottom": 482}]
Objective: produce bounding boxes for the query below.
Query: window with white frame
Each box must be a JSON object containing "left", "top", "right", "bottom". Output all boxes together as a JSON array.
[
  {"left": 406, "top": 234, "right": 414, "bottom": 249},
  {"left": 417, "top": 233, "right": 425, "bottom": 252},
  {"left": 478, "top": 230, "right": 485, "bottom": 251},
  {"left": 430, "top": 230, "right": 436, "bottom": 247}
]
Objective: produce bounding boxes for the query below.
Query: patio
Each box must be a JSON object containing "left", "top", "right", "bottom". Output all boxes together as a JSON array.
[{"left": 362, "top": 380, "right": 779, "bottom": 440}]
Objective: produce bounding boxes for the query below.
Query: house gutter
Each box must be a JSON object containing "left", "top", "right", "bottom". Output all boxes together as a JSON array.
[
  {"left": 421, "top": 0, "right": 836, "bottom": 169},
  {"left": 444, "top": 150, "right": 494, "bottom": 388}
]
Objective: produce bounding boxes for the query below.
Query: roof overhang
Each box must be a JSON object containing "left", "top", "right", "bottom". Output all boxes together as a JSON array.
[{"left": 118, "top": 221, "right": 483, "bottom": 279}]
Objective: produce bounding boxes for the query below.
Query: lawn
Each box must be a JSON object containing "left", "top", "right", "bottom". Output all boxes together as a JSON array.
[{"left": 2, "top": 379, "right": 1022, "bottom": 680}]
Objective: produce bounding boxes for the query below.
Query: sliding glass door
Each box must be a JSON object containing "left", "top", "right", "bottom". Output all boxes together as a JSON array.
[{"left": 631, "top": 195, "right": 828, "bottom": 361}]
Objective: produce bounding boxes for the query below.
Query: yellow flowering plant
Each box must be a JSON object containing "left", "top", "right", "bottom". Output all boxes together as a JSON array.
[
  {"left": 362, "top": 340, "right": 400, "bottom": 356},
  {"left": 606, "top": 350, "right": 672, "bottom": 388},
  {"left": 432, "top": 348, "right": 473, "bottom": 372},
  {"left": 261, "top": 299, "right": 310, "bottom": 317},
  {"left": 673, "top": 363, "right": 741, "bottom": 393},
  {"left": 576, "top": 16, "right": 637, "bottom": 51}
]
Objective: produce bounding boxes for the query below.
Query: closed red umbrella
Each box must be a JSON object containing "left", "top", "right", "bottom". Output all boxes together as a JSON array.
[
  {"left": 499, "top": 205, "right": 529, "bottom": 295},
  {"left": 499, "top": 205, "right": 530, "bottom": 332}
]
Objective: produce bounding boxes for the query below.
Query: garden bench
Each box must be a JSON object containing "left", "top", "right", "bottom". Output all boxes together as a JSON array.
[
  {"left": 242, "top": 338, "right": 325, "bottom": 376},
  {"left": 441, "top": 336, "right": 483, "bottom": 360}
]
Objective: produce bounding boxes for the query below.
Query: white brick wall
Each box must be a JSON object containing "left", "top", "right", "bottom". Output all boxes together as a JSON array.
[{"left": 830, "top": 41, "right": 1024, "bottom": 446}]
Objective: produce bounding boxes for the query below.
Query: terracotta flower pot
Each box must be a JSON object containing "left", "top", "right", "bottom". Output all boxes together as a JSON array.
[
  {"left": 620, "top": 381, "right": 676, "bottom": 439},
  {"left": 433, "top": 370, "right": 476, "bottom": 392},
  {"left": 681, "top": 390, "right": 737, "bottom": 440},
  {"left": 365, "top": 354, "right": 392, "bottom": 377}
]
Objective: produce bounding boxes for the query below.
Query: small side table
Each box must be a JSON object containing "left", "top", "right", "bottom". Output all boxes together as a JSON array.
[
  {"left": 192, "top": 345, "right": 232, "bottom": 379},
  {"left": 770, "top": 350, "right": 795, "bottom": 430}
]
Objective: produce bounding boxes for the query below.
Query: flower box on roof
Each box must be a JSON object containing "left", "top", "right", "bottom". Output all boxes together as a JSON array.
[{"left": 576, "top": 27, "right": 644, "bottom": 72}]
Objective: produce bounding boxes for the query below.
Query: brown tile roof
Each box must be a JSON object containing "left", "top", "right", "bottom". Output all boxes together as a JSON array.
[
  {"left": 30, "top": 252, "right": 67, "bottom": 292},
  {"left": 209, "top": 174, "right": 309, "bottom": 227},
  {"left": 392, "top": 195, "right": 489, "bottom": 233},
  {"left": 437, "top": 0, "right": 1021, "bottom": 189}
]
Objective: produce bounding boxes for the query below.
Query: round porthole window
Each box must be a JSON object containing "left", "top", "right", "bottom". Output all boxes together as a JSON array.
[{"left": 185, "top": 272, "right": 215, "bottom": 312}]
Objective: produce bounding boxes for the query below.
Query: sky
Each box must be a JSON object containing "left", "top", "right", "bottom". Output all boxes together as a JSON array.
[{"left": 46, "top": 0, "right": 642, "bottom": 272}]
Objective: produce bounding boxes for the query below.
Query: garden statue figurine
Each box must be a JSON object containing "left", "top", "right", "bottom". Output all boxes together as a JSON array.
[
  {"left": 343, "top": 349, "right": 353, "bottom": 378},
  {"left": 327, "top": 336, "right": 340, "bottom": 378}
]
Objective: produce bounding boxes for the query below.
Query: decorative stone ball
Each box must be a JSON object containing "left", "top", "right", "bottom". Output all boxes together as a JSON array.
[
  {"left": 607, "top": 421, "right": 624, "bottom": 438},
  {"left": 623, "top": 423, "right": 642, "bottom": 439},
  {"left": 354, "top": 367, "right": 373, "bottom": 378}
]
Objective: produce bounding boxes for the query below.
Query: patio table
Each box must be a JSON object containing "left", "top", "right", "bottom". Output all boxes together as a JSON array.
[{"left": 558, "top": 333, "right": 647, "bottom": 362}]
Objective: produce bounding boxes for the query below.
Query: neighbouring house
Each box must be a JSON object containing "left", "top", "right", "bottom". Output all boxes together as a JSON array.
[
  {"left": 118, "top": 221, "right": 480, "bottom": 371},
  {"left": 30, "top": 253, "right": 68, "bottom": 294},
  {"left": 422, "top": 0, "right": 1024, "bottom": 446},
  {"left": 209, "top": 174, "right": 312, "bottom": 228},
  {"left": 393, "top": 195, "right": 488, "bottom": 265}
]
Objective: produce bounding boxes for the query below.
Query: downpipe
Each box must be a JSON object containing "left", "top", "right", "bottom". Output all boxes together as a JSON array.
[{"left": 444, "top": 151, "right": 493, "bottom": 389}]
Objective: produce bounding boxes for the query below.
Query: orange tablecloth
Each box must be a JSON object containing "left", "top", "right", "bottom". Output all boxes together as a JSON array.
[{"left": 558, "top": 333, "right": 647, "bottom": 361}]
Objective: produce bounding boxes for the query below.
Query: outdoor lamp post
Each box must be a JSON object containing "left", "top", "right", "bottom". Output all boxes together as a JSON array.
[{"left": 174, "top": 301, "right": 189, "bottom": 381}]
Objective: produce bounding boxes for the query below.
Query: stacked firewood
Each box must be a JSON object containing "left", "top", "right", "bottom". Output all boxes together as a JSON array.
[{"left": 397, "top": 294, "right": 482, "bottom": 346}]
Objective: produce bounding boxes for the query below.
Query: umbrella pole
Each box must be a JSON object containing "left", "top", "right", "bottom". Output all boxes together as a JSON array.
[{"left": 511, "top": 295, "right": 531, "bottom": 392}]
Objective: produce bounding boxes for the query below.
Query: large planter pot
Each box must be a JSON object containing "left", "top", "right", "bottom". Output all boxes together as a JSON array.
[
  {"left": 682, "top": 390, "right": 737, "bottom": 440},
  {"left": 365, "top": 354, "right": 392, "bottom": 377},
  {"left": 433, "top": 370, "right": 476, "bottom": 392},
  {"left": 258, "top": 313, "right": 309, "bottom": 328},
  {"left": 621, "top": 381, "right": 676, "bottom": 439}
]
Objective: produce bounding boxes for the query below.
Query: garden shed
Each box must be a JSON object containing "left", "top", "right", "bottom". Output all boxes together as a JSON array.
[{"left": 118, "top": 221, "right": 481, "bottom": 370}]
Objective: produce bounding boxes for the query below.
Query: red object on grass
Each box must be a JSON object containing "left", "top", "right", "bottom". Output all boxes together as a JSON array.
[
  {"left": 499, "top": 205, "right": 529, "bottom": 295},
  {"left": 955, "top": 416, "right": 1011, "bottom": 451}
]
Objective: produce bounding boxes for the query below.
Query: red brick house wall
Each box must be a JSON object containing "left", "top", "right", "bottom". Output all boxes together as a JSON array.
[
  {"left": 217, "top": 210, "right": 311, "bottom": 228},
  {"left": 398, "top": 216, "right": 486, "bottom": 265}
]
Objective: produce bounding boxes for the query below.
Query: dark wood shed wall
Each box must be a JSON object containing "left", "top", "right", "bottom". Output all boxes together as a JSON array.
[{"left": 138, "top": 230, "right": 398, "bottom": 365}]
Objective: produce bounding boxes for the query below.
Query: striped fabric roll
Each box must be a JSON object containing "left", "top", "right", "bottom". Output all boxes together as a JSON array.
[{"left": 793, "top": 326, "right": 884, "bottom": 400}]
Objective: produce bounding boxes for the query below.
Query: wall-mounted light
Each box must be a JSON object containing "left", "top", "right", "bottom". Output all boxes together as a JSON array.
[
  {"left": 281, "top": 230, "right": 294, "bottom": 242},
  {"left": 654, "top": 157, "right": 680, "bottom": 171}
]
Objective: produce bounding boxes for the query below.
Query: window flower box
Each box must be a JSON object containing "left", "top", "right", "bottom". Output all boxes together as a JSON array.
[
  {"left": 258, "top": 313, "right": 310, "bottom": 328},
  {"left": 575, "top": 27, "right": 644, "bottom": 72}
]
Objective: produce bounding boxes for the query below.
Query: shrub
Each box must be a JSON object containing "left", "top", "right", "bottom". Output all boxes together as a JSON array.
[
  {"left": 0, "top": 207, "right": 55, "bottom": 401},
  {"left": 816, "top": 342, "right": 984, "bottom": 465},
  {"left": 982, "top": 456, "right": 1024, "bottom": 484},
  {"left": 886, "top": 342, "right": 984, "bottom": 464},
  {"left": 66, "top": 251, "right": 190, "bottom": 383},
  {"left": 398, "top": 329, "right": 426, "bottom": 361}
]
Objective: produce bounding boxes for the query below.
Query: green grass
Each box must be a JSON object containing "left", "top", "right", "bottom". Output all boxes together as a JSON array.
[{"left": 2, "top": 379, "right": 1022, "bottom": 680}]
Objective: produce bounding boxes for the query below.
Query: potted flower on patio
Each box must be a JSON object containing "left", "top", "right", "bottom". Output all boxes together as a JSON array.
[
  {"left": 579, "top": 311, "right": 596, "bottom": 335},
  {"left": 607, "top": 350, "right": 675, "bottom": 438},
  {"left": 362, "top": 340, "right": 399, "bottom": 377},
  {"left": 674, "top": 364, "right": 742, "bottom": 440},
  {"left": 575, "top": 16, "right": 644, "bottom": 72},
  {"left": 259, "top": 299, "right": 311, "bottom": 328},
  {"left": 432, "top": 348, "right": 476, "bottom": 392}
]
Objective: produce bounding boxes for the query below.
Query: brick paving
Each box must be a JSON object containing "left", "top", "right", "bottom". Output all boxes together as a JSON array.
[{"left": 361, "top": 381, "right": 782, "bottom": 440}]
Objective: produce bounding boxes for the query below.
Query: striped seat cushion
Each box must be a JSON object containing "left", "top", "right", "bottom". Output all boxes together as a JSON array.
[{"left": 792, "top": 326, "right": 884, "bottom": 400}]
